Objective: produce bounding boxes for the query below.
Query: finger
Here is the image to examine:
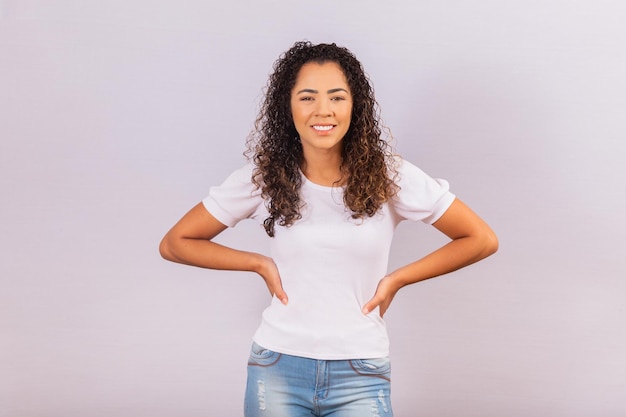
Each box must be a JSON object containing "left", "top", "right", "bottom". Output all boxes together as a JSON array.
[
  {"left": 362, "top": 297, "right": 380, "bottom": 315},
  {"left": 273, "top": 284, "right": 289, "bottom": 305}
]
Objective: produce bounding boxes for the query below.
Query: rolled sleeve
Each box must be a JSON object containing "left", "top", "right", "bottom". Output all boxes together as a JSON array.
[
  {"left": 392, "top": 158, "right": 456, "bottom": 224},
  {"left": 201, "top": 164, "right": 264, "bottom": 227}
]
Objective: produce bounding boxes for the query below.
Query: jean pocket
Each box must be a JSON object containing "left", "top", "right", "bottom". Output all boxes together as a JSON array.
[
  {"left": 350, "top": 357, "right": 391, "bottom": 379},
  {"left": 248, "top": 342, "right": 282, "bottom": 367}
]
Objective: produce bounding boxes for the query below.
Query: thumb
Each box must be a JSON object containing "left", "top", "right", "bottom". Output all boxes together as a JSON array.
[
  {"left": 362, "top": 296, "right": 380, "bottom": 315},
  {"left": 273, "top": 284, "right": 289, "bottom": 305}
]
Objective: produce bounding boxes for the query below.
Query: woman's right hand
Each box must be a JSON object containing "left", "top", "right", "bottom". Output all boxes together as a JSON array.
[
  {"left": 160, "top": 203, "right": 286, "bottom": 305},
  {"left": 255, "top": 255, "right": 288, "bottom": 305}
]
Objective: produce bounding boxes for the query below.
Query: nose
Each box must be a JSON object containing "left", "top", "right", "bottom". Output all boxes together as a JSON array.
[{"left": 315, "top": 98, "right": 333, "bottom": 117}]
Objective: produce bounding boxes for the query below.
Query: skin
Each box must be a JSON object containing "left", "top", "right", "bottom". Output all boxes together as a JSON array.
[
  {"left": 361, "top": 198, "right": 498, "bottom": 316},
  {"left": 159, "top": 61, "right": 499, "bottom": 317},
  {"left": 290, "top": 62, "right": 353, "bottom": 185}
]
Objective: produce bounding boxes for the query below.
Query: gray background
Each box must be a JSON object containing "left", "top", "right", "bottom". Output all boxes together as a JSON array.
[{"left": 1, "top": 1, "right": 625, "bottom": 416}]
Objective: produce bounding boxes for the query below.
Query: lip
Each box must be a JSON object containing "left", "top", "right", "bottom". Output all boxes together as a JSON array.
[{"left": 311, "top": 124, "right": 336, "bottom": 134}]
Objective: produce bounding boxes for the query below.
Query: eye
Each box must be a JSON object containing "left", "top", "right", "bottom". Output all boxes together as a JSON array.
[
  {"left": 299, "top": 96, "right": 314, "bottom": 101},
  {"left": 331, "top": 96, "right": 346, "bottom": 101}
]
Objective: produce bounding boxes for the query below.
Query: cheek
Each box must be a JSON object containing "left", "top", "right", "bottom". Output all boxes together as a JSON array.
[
  {"left": 292, "top": 106, "right": 311, "bottom": 127},
  {"left": 344, "top": 106, "right": 354, "bottom": 125},
  {"left": 344, "top": 100, "right": 354, "bottom": 117},
  {"left": 290, "top": 110, "right": 307, "bottom": 135}
]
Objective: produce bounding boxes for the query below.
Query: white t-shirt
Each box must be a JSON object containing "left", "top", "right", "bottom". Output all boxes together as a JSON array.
[{"left": 202, "top": 157, "right": 455, "bottom": 360}]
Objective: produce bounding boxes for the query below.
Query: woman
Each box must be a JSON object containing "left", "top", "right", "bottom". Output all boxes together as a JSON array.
[{"left": 160, "top": 41, "right": 498, "bottom": 417}]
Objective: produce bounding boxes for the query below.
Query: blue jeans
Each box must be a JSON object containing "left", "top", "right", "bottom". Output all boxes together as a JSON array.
[{"left": 244, "top": 342, "right": 393, "bottom": 417}]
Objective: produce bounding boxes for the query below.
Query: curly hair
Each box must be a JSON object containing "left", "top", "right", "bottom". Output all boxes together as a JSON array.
[{"left": 245, "top": 41, "right": 398, "bottom": 237}]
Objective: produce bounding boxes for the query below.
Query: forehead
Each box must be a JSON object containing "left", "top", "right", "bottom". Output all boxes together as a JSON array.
[{"left": 293, "top": 61, "right": 349, "bottom": 88}]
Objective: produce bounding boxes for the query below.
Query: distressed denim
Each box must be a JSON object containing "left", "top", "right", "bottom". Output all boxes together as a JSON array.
[{"left": 244, "top": 342, "right": 393, "bottom": 417}]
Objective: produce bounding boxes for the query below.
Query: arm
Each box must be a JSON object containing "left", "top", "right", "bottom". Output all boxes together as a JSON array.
[
  {"left": 159, "top": 203, "right": 288, "bottom": 304},
  {"left": 362, "top": 198, "right": 498, "bottom": 316}
]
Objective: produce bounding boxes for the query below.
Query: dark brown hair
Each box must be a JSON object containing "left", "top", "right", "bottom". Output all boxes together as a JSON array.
[{"left": 246, "top": 41, "right": 398, "bottom": 237}]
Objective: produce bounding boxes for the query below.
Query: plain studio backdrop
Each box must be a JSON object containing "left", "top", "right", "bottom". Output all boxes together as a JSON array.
[{"left": 1, "top": 1, "right": 625, "bottom": 416}]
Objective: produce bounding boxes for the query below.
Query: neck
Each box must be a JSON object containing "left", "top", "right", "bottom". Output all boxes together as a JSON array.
[{"left": 301, "top": 151, "right": 344, "bottom": 187}]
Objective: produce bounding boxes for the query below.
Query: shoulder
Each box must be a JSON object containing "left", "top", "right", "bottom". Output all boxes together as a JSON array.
[
  {"left": 202, "top": 162, "right": 265, "bottom": 226},
  {"left": 211, "top": 162, "right": 257, "bottom": 189},
  {"left": 390, "top": 154, "right": 450, "bottom": 191},
  {"left": 389, "top": 155, "right": 456, "bottom": 223},
  {"left": 390, "top": 155, "right": 429, "bottom": 183},
  {"left": 228, "top": 162, "right": 256, "bottom": 180}
]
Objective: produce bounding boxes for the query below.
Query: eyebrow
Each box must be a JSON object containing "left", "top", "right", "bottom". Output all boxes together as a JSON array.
[{"left": 296, "top": 88, "right": 349, "bottom": 95}]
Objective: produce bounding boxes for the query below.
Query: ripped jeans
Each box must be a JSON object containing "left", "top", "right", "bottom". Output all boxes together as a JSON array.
[{"left": 244, "top": 342, "right": 393, "bottom": 417}]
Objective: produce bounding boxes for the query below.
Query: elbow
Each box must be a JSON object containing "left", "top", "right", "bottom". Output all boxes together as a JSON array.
[
  {"left": 159, "top": 235, "right": 176, "bottom": 262},
  {"left": 482, "top": 229, "right": 499, "bottom": 258}
]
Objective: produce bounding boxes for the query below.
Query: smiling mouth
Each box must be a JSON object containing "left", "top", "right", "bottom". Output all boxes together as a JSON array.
[{"left": 312, "top": 125, "right": 335, "bottom": 131}]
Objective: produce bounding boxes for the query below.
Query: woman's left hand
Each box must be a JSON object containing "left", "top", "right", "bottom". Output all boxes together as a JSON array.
[
  {"left": 362, "top": 275, "right": 403, "bottom": 318},
  {"left": 362, "top": 198, "right": 498, "bottom": 318}
]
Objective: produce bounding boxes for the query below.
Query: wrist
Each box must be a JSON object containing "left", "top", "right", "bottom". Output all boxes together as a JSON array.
[
  {"left": 250, "top": 253, "right": 271, "bottom": 275},
  {"left": 386, "top": 270, "right": 411, "bottom": 290}
]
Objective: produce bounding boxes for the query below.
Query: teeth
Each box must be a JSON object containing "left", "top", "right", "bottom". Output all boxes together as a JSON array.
[{"left": 313, "top": 125, "right": 334, "bottom": 131}]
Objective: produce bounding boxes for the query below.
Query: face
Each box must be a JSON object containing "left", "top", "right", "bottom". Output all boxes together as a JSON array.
[{"left": 290, "top": 61, "right": 353, "bottom": 157}]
